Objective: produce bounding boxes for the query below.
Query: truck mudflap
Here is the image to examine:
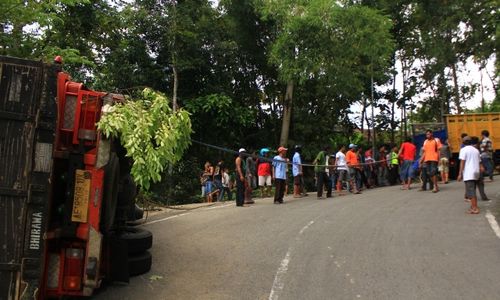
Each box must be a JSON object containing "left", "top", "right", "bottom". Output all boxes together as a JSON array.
[{"left": 0, "top": 56, "right": 58, "bottom": 299}]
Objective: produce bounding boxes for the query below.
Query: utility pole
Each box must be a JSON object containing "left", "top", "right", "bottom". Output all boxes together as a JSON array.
[{"left": 371, "top": 74, "right": 376, "bottom": 154}]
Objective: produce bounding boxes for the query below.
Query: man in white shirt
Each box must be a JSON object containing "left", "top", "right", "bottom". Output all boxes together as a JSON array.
[
  {"left": 458, "top": 136, "right": 482, "bottom": 214},
  {"left": 335, "top": 145, "right": 350, "bottom": 195},
  {"left": 292, "top": 145, "right": 305, "bottom": 197}
]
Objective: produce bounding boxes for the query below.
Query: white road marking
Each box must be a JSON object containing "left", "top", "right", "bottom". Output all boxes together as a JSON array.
[
  {"left": 144, "top": 214, "right": 185, "bottom": 225},
  {"left": 268, "top": 250, "right": 291, "bottom": 300},
  {"left": 299, "top": 220, "right": 314, "bottom": 235},
  {"left": 485, "top": 210, "right": 500, "bottom": 239},
  {"left": 143, "top": 203, "right": 235, "bottom": 225},
  {"left": 204, "top": 203, "right": 233, "bottom": 210},
  {"left": 269, "top": 220, "right": 315, "bottom": 300}
]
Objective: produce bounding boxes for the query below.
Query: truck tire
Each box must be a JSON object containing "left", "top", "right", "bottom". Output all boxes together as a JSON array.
[
  {"left": 128, "top": 203, "right": 144, "bottom": 222},
  {"left": 117, "top": 227, "right": 153, "bottom": 254},
  {"left": 118, "top": 174, "right": 137, "bottom": 206},
  {"left": 101, "top": 153, "right": 120, "bottom": 233},
  {"left": 128, "top": 251, "right": 152, "bottom": 276}
]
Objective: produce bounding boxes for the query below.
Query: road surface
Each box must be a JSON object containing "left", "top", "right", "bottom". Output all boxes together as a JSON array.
[{"left": 95, "top": 180, "right": 500, "bottom": 300}]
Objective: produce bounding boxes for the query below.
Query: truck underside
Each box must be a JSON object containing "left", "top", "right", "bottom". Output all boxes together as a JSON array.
[{"left": 0, "top": 56, "right": 152, "bottom": 299}]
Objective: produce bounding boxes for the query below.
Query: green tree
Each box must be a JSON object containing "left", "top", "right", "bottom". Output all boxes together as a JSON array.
[
  {"left": 260, "top": 0, "right": 394, "bottom": 146},
  {"left": 98, "top": 89, "right": 192, "bottom": 190}
]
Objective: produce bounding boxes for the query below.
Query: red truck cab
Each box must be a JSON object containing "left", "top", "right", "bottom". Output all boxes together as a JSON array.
[{"left": 0, "top": 56, "right": 152, "bottom": 299}]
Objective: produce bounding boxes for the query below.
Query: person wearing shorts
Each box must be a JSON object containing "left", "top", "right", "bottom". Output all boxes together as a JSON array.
[
  {"left": 292, "top": 145, "right": 305, "bottom": 197},
  {"left": 458, "top": 136, "right": 482, "bottom": 214},
  {"left": 399, "top": 138, "right": 416, "bottom": 190},
  {"left": 258, "top": 148, "right": 272, "bottom": 197},
  {"left": 438, "top": 140, "right": 451, "bottom": 184},
  {"left": 420, "top": 130, "right": 442, "bottom": 193}
]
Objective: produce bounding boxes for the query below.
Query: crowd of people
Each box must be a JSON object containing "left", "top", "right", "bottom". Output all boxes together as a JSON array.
[{"left": 200, "top": 130, "right": 495, "bottom": 214}]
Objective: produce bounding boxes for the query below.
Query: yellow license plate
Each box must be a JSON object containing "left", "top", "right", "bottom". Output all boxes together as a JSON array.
[{"left": 72, "top": 170, "right": 91, "bottom": 223}]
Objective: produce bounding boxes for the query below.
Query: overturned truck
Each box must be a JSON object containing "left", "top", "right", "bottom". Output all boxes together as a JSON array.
[{"left": 0, "top": 56, "right": 153, "bottom": 299}]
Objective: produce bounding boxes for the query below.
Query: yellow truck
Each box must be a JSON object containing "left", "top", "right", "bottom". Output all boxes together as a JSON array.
[
  {"left": 445, "top": 112, "right": 500, "bottom": 156},
  {"left": 411, "top": 112, "right": 499, "bottom": 179}
]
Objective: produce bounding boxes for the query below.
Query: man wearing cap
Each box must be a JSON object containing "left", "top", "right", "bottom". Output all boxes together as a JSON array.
[
  {"left": 272, "top": 147, "right": 288, "bottom": 204},
  {"left": 346, "top": 144, "right": 362, "bottom": 194},
  {"left": 235, "top": 148, "right": 247, "bottom": 207}
]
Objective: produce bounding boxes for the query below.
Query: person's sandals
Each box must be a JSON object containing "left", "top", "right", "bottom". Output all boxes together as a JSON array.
[
  {"left": 432, "top": 189, "right": 439, "bottom": 193},
  {"left": 467, "top": 208, "right": 480, "bottom": 214}
]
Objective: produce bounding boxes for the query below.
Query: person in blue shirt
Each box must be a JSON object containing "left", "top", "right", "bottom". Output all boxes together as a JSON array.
[
  {"left": 292, "top": 145, "right": 305, "bottom": 197},
  {"left": 273, "top": 146, "right": 288, "bottom": 204}
]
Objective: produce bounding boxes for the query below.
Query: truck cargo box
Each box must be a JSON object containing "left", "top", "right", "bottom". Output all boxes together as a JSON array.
[
  {"left": 445, "top": 113, "right": 500, "bottom": 153},
  {"left": 0, "top": 56, "right": 57, "bottom": 300}
]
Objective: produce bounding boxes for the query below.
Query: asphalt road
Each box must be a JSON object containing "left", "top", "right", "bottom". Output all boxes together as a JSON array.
[{"left": 95, "top": 180, "right": 500, "bottom": 300}]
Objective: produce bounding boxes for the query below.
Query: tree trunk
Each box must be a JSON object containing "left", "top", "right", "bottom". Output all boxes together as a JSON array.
[
  {"left": 401, "top": 60, "right": 407, "bottom": 140},
  {"left": 480, "top": 65, "right": 485, "bottom": 112},
  {"left": 371, "top": 75, "right": 376, "bottom": 153},
  {"left": 172, "top": 64, "right": 178, "bottom": 111},
  {"left": 451, "top": 63, "right": 462, "bottom": 113},
  {"left": 365, "top": 109, "right": 371, "bottom": 144},
  {"left": 361, "top": 95, "right": 367, "bottom": 133},
  {"left": 279, "top": 80, "right": 293, "bottom": 147},
  {"left": 390, "top": 73, "right": 396, "bottom": 145}
]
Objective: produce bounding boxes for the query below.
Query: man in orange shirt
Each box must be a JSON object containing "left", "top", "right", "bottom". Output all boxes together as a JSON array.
[
  {"left": 346, "top": 144, "right": 361, "bottom": 194},
  {"left": 419, "top": 130, "right": 442, "bottom": 193}
]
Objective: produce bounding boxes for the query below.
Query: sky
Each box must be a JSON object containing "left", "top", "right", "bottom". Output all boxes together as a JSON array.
[{"left": 349, "top": 55, "right": 497, "bottom": 127}]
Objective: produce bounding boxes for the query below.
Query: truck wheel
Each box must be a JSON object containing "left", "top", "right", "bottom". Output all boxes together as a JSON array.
[
  {"left": 118, "top": 174, "right": 137, "bottom": 206},
  {"left": 128, "top": 251, "right": 152, "bottom": 276},
  {"left": 101, "top": 153, "right": 120, "bottom": 233},
  {"left": 128, "top": 203, "right": 144, "bottom": 222},
  {"left": 117, "top": 227, "right": 153, "bottom": 254}
]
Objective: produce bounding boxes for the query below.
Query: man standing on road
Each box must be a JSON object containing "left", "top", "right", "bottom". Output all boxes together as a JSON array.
[
  {"left": 398, "top": 138, "right": 416, "bottom": 190},
  {"left": 458, "top": 136, "right": 482, "bottom": 214},
  {"left": 313, "top": 146, "right": 332, "bottom": 199},
  {"left": 292, "top": 145, "right": 305, "bottom": 197},
  {"left": 235, "top": 149, "right": 247, "bottom": 207},
  {"left": 213, "top": 159, "right": 225, "bottom": 201},
  {"left": 273, "top": 146, "right": 288, "bottom": 204},
  {"left": 257, "top": 148, "right": 272, "bottom": 197},
  {"left": 420, "top": 130, "right": 442, "bottom": 193},
  {"left": 245, "top": 151, "right": 256, "bottom": 204},
  {"left": 377, "top": 145, "right": 389, "bottom": 186},
  {"left": 346, "top": 144, "right": 362, "bottom": 194},
  {"left": 336, "top": 145, "right": 359, "bottom": 195},
  {"left": 480, "top": 130, "right": 494, "bottom": 181},
  {"left": 439, "top": 140, "right": 451, "bottom": 184},
  {"left": 388, "top": 145, "right": 400, "bottom": 186}
]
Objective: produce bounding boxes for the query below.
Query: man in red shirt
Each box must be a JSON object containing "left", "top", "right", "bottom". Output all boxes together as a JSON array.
[
  {"left": 419, "top": 130, "right": 442, "bottom": 193},
  {"left": 398, "top": 137, "right": 416, "bottom": 190}
]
